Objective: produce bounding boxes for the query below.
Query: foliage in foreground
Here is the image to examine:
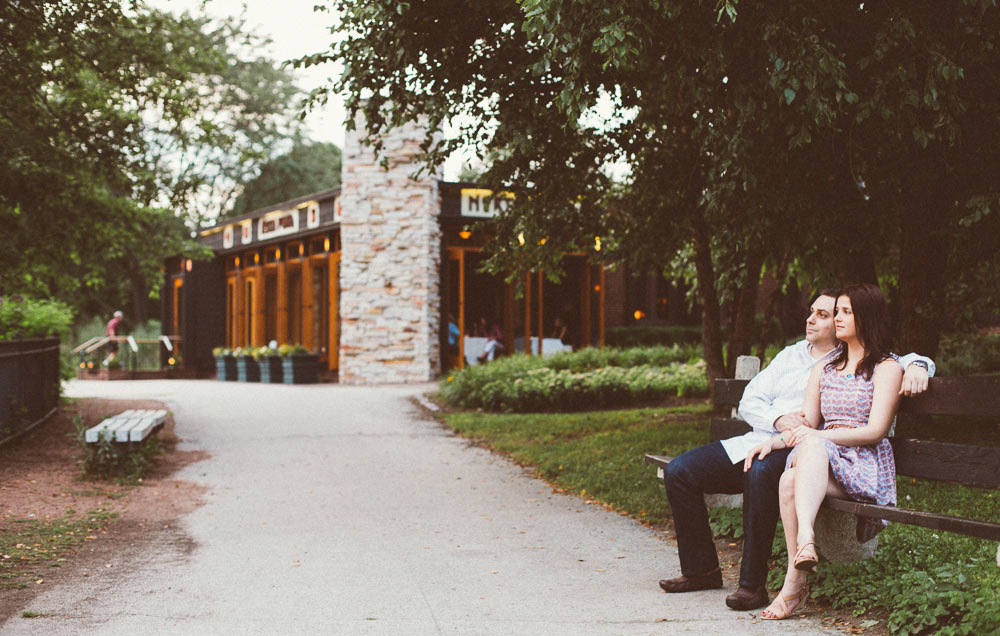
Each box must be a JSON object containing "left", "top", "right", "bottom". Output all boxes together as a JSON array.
[
  {"left": 0, "top": 296, "right": 74, "bottom": 341},
  {"left": 441, "top": 405, "right": 1000, "bottom": 634},
  {"left": 439, "top": 345, "right": 706, "bottom": 412}
]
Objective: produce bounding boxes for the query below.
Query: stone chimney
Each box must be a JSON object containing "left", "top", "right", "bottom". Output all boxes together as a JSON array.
[{"left": 338, "top": 112, "right": 442, "bottom": 383}]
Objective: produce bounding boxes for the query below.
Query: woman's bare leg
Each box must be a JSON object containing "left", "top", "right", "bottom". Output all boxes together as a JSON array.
[
  {"left": 791, "top": 437, "right": 838, "bottom": 547},
  {"left": 763, "top": 468, "right": 808, "bottom": 617}
]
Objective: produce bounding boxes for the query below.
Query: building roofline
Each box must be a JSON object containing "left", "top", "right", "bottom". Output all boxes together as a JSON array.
[{"left": 200, "top": 185, "right": 342, "bottom": 232}]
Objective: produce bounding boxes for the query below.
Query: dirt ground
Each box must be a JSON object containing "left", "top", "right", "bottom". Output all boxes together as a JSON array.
[{"left": 0, "top": 398, "right": 208, "bottom": 624}]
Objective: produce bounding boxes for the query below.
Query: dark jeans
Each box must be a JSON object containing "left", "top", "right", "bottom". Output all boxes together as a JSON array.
[{"left": 662, "top": 441, "right": 791, "bottom": 588}]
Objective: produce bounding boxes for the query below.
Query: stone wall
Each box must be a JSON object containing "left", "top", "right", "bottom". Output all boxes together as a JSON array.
[{"left": 338, "top": 114, "right": 442, "bottom": 384}]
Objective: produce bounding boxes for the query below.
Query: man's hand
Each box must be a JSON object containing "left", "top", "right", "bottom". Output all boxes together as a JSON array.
[
  {"left": 900, "top": 364, "right": 930, "bottom": 397},
  {"left": 774, "top": 413, "right": 808, "bottom": 432}
]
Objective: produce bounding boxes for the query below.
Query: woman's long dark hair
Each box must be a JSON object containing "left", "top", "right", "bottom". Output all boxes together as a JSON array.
[{"left": 827, "top": 283, "right": 894, "bottom": 380}]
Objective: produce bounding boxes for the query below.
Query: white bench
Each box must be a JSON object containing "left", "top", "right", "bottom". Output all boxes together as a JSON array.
[{"left": 84, "top": 409, "right": 168, "bottom": 444}]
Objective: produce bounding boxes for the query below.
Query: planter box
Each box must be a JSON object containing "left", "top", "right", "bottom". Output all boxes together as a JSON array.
[
  {"left": 236, "top": 356, "right": 260, "bottom": 382},
  {"left": 282, "top": 354, "right": 319, "bottom": 384},
  {"left": 215, "top": 356, "right": 237, "bottom": 381},
  {"left": 259, "top": 357, "right": 283, "bottom": 383}
]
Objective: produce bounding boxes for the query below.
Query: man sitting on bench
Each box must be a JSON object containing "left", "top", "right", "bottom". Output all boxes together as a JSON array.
[{"left": 657, "top": 288, "right": 935, "bottom": 611}]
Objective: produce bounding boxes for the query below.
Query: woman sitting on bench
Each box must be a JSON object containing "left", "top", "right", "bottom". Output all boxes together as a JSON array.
[{"left": 744, "top": 283, "right": 903, "bottom": 620}]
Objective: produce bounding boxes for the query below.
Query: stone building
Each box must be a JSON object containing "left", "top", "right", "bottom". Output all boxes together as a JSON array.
[{"left": 164, "top": 118, "right": 691, "bottom": 384}]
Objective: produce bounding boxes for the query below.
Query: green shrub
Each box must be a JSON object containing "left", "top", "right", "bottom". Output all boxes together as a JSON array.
[
  {"left": 936, "top": 331, "right": 1000, "bottom": 376},
  {"left": 0, "top": 296, "right": 73, "bottom": 340},
  {"left": 606, "top": 324, "right": 702, "bottom": 347},
  {"left": 440, "top": 346, "right": 707, "bottom": 412}
]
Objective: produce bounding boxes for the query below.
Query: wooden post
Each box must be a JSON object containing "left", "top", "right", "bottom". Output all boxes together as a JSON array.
[
  {"left": 301, "top": 256, "right": 314, "bottom": 351},
  {"left": 536, "top": 270, "right": 544, "bottom": 355},
  {"left": 276, "top": 257, "right": 288, "bottom": 345},
  {"left": 458, "top": 249, "right": 465, "bottom": 369},
  {"left": 581, "top": 262, "right": 591, "bottom": 349},
  {"left": 524, "top": 272, "right": 532, "bottom": 354},
  {"left": 599, "top": 266, "right": 606, "bottom": 349},
  {"left": 328, "top": 252, "right": 340, "bottom": 371}
]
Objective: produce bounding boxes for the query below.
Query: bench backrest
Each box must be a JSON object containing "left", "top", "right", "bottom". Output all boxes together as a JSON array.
[{"left": 711, "top": 376, "right": 1000, "bottom": 490}]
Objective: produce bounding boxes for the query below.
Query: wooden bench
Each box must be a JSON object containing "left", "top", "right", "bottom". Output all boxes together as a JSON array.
[
  {"left": 645, "top": 375, "right": 1000, "bottom": 551},
  {"left": 84, "top": 409, "right": 168, "bottom": 444}
]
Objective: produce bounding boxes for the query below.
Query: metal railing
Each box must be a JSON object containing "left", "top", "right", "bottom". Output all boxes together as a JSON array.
[{"left": 72, "top": 335, "right": 183, "bottom": 372}]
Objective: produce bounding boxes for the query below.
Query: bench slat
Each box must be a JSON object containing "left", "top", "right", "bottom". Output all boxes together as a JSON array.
[
  {"left": 892, "top": 438, "right": 1000, "bottom": 490},
  {"left": 83, "top": 410, "right": 167, "bottom": 444},
  {"left": 714, "top": 376, "right": 1000, "bottom": 418},
  {"left": 823, "top": 498, "right": 1000, "bottom": 541}
]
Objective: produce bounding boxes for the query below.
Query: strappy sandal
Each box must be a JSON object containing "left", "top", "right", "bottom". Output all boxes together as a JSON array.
[
  {"left": 760, "top": 582, "right": 810, "bottom": 620},
  {"left": 793, "top": 541, "right": 818, "bottom": 572}
]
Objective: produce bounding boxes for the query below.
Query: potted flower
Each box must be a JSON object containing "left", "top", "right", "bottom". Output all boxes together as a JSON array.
[
  {"left": 213, "top": 347, "right": 237, "bottom": 381},
  {"left": 234, "top": 347, "right": 260, "bottom": 382},
  {"left": 257, "top": 345, "right": 283, "bottom": 383},
  {"left": 278, "top": 344, "right": 319, "bottom": 384}
]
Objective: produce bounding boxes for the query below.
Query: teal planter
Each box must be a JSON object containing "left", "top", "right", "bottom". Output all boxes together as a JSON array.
[
  {"left": 215, "top": 355, "right": 237, "bottom": 381},
  {"left": 236, "top": 356, "right": 260, "bottom": 382},
  {"left": 259, "top": 357, "right": 283, "bottom": 383},
  {"left": 282, "top": 354, "right": 319, "bottom": 384}
]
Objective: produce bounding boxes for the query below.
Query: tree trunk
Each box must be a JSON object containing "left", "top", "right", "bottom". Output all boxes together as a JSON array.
[
  {"left": 691, "top": 215, "right": 726, "bottom": 386},
  {"left": 897, "top": 186, "right": 951, "bottom": 358},
  {"left": 126, "top": 255, "right": 148, "bottom": 328},
  {"left": 727, "top": 247, "right": 764, "bottom": 375},
  {"left": 757, "top": 255, "right": 789, "bottom": 360}
]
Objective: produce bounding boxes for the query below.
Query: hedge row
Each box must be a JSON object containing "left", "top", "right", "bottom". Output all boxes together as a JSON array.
[{"left": 439, "top": 345, "right": 707, "bottom": 412}]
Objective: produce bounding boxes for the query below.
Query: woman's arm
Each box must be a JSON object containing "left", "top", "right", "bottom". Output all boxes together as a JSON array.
[{"left": 821, "top": 363, "right": 903, "bottom": 447}]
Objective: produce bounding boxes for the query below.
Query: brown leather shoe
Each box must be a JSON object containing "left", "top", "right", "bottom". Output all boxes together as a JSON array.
[
  {"left": 658, "top": 567, "right": 723, "bottom": 593},
  {"left": 725, "top": 585, "right": 770, "bottom": 610}
]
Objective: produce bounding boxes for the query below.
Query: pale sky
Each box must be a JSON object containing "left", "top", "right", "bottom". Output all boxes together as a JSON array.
[
  {"left": 156, "top": 0, "right": 347, "bottom": 148},
  {"left": 153, "top": 0, "right": 471, "bottom": 179}
]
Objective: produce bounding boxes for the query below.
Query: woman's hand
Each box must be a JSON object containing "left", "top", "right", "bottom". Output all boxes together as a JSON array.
[
  {"left": 744, "top": 439, "right": 776, "bottom": 472},
  {"left": 785, "top": 425, "right": 824, "bottom": 447}
]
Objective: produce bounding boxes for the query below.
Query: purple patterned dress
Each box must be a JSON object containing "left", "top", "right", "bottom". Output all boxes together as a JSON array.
[{"left": 789, "top": 364, "right": 897, "bottom": 542}]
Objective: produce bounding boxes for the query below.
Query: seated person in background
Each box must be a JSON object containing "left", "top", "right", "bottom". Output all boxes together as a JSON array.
[
  {"left": 447, "top": 313, "right": 460, "bottom": 355},
  {"left": 475, "top": 317, "right": 504, "bottom": 363},
  {"left": 551, "top": 317, "right": 568, "bottom": 343}
]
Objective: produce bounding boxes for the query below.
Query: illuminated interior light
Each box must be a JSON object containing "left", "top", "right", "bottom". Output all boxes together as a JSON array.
[
  {"left": 168, "top": 357, "right": 176, "bottom": 366},
  {"left": 634, "top": 310, "right": 646, "bottom": 320},
  {"left": 459, "top": 230, "right": 472, "bottom": 239},
  {"left": 324, "top": 237, "right": 330, "bottom": 251},
  {"left": 254, "top": 252, "right": 260, "bottom": 264},
  {"left": 276, "top": 249, "right": 281, "bottom": 260},
  {"left": 185, "top": 259, "right": 192, "bottom": 272},
  {"left": 235, "top": 257, "right": 240, "bottom": 267},
  {"left": 593, "top": 285, "right": 601, "bottom": 292},
  {"left": 299, "top": 244, "right": 304, "bottom": 256},
  {"left": 538, "top": 237, "right": 547, "bottom": 245},
  {"left": 517, "top": 232, "right": 525, "bottom": 246},
  {"left": 594, "top": 236, "right": 602, "bottom": 251}
]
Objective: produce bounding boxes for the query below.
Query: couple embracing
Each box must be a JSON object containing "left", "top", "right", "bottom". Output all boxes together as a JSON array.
[{"left": 659, "top": 284, "right": 934, "bottom": 620}]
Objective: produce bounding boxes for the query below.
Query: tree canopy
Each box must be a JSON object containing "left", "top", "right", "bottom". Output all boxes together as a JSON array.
[
  {"left": 227, "top": 140, "right": 343, "bottom": 218},
  {"left": 1, "top": 1, "right": 302, "bottom": 325},
  {"left": 305, "top": 0, "right": 1000, "bottom": 378}
]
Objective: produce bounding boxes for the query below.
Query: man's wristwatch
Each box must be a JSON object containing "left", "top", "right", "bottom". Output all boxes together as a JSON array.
[{"left": 909, "top": 360, "right": 929, "bottom": 371}]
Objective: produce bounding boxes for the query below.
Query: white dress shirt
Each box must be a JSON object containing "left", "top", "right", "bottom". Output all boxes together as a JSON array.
[{"left": 719, "top": 340, "right": 935, "bottom": 463}]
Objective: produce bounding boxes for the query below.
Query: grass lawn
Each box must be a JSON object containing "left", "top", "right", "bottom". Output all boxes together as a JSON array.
[
  {"left": 439, "top": 400, "right": 1000, "bottom": 634},
  {"left": 444, "top": 403, "right": 712, "bottom": 524}
]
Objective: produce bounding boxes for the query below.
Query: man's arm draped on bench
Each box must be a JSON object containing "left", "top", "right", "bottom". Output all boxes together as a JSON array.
[{"left": 657, "top": 287, "right": 934, "bottom": 613}]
